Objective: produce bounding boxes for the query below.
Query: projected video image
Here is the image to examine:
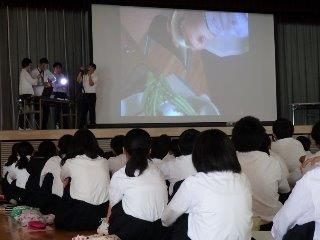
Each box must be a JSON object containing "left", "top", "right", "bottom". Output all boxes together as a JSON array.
[{"left": 120, "top": 9, "right": 249, "bottom": 117}]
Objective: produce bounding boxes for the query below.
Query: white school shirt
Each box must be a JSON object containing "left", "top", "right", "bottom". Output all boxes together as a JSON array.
[
  {"left": 271, "top": 138, "right": 306, "bottom": 186},
  {"left": 108, "top": 154, "right": 127, "bottom": 175},
  {"left": 19, "top": 68, "right": 38, "bottom": 95},
  {"left": 270, "top": 150, "right": 290, "bottom": 180},
  {"left": 109, "top": 163, "right": 168, "bottom": 222},
  {"left": 8, "top": 163, "right": 30, "bottom": 189},
  {"left": 40, "top": 156, "right": 64, "bottom": 197},
  {"left": 160, "top": 154, "right": 197, "bottom": 195},
  {"left": 162, "top": 172, "right": 253, "bottom": 240},
  {"left": 60, "top": 154, "right": 110, "bottom": 205},
  {"left": 272, "top": 166, "right": 320, "bottom": 240},
  {"left": 82, "top": 72, "right": 98, "bottom": 93},
  {"left": 237, "top": 151, "right": 289, "bottom": 222},
  {"left": 31, "top": 68, "right": 55, "bottom": 84}
]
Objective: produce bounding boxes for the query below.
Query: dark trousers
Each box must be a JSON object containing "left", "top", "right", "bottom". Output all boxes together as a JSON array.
[
  {"left": 54, "top": 92, "right": 69, "bottom": 128},
  {"left": 79, "top": 93, "right": 96, "bottom": 128},
  {"left": 18, "top": 94, "right": 32, "bottom": 129}
]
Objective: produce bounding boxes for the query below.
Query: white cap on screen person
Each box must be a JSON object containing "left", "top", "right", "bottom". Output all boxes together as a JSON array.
[{"left": 171, "top": 11, "right": 249, "bottom": 57}]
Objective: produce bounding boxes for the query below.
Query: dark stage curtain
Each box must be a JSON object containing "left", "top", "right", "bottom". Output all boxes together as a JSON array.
[
  {"left": 275, "top": 14, "right": 320, "bottom": 124},
  {"left": 0, "top": 6, "right": 90, "bottom": 130}
]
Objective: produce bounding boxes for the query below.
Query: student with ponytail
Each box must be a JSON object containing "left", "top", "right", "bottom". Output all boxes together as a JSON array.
[
  {"left": 7, "top": 141, "right": 34, "bottom": 204},
  {"left": 107, "top": 129, "right": 168, "bottom": 240}
]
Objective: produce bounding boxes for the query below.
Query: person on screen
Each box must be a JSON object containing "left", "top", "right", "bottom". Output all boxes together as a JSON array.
[
  {"left": 162, "top": 129, "right": 252, "bottom": 240},
  {"left": 160, "top": 129, "right": 199, "bottom": 196},
  {"left": 107, "top": 129, "right": 168, "bottom": 240},
  {"left": 52, "top": 62, "right": 69, "bottom": 129},
  {"left": 271, "top": 118, "right": 306, "bottom": 187},
  {"left": 18, "top": 58, "right": 38, "bottom": 129},
  {"left": 77, "top": 63, "right": 98, "bottom": 128},
  {"left": 232, "top": 116, "right": 289, "bottom": 231},
  {"left": 108, "top": 135, "right": 127, "bottom": 176}
]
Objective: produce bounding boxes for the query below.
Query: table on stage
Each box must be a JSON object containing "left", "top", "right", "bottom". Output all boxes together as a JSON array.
[
  {"left": 290, "top": 102, "right": 320, "bottom": 125},
  {"left": 39, "top": 98, "right": 77, "bottom": 129}
]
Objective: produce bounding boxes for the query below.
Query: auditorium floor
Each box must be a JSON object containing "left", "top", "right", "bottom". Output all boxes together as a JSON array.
[{"left": 0, "top": 212, "right": 95, "bottom": 240}]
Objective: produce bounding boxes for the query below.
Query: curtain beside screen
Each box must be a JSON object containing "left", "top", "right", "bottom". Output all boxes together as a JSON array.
[{"left": 0, "top": 6, "right": 90, "bottom": 130}]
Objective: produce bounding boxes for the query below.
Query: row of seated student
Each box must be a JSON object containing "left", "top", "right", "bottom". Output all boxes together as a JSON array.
[{"left": 1, "top": 117, "right": 320, "bottom": 240}]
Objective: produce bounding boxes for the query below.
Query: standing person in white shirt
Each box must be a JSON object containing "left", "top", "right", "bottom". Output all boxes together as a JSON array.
[
  {"left": 160, "top": 129, "right": 199, "bottom": 196},
  {"left": 55, "top": 129, "right": 110, "bottom": 231},
  {"left": 18, "top": 58, "right": 38, "bottom": 129},
  {"left": 232, "top": 116, "right": 289, "bottom": 231},
  {"left": 52, "top": 62, "right": 69, "bottom": 129},
  {"left": 31, "top": 58, "right": 55, "bottom": 129},
  {"left": 108, "top": 135, "right": 127, "bottom": 176},
  {"left": 107, "top": 129, "right": 168, "bottom": 240},
  {"left": 162, "top": 129, "right": 252, "bottom": 240},
  {"left": 271, "top": 167, "right": 320, "bottom": 240},
  {"left": 39, "top": 134, "right": 73, "bottom": 214},
  {"left": 271, "top": 118, "right": 306, "bottom": 187},
  {"left": 77, "top": 63, "right": 98, "bottom": 128},
  {"left": 7, "top": 141, "right": 34, "bottom": 205}
]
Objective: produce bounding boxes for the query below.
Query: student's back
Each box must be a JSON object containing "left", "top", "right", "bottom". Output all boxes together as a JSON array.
[
  {"left": 272, "top": 166, "right": 320, "bottom": 240},
  {"left": 271, "top": 119, "right": 306, "bottom": 186},
  {"left": 110, "top": 163, "right": 167, "bottom": 222}
]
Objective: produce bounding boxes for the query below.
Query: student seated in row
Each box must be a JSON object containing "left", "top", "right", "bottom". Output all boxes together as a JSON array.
[
  {"left": 297, "top": 136, "right": 312, "bottom": 156},
  {"left": 272, "top": 165, "right": 320, "bottom": 240},
  {"left": 271, "top": 118, "right": 306, "bottom": 187},
  {"left": 24, "top": 140, "right": 57, "bottom": 208},
  {"left": 108, "top": 135, "right": 127, "bottom": 176},
  {"left": 150, "top": 135, "right": 172, "bottom": 166},
  {"left": 162, "top": 129, "right": 253, "bottom": 240},
  {"left": 107, "top": 129, "right": 168, "bottom": 240},
  {"left": 1, "top": 143, "right": 20, "bottom": 199},
  {"left": 160, "top": 129, "right": 199, "bottom": 195},
  {"left": 55, "top": 129, "right": 110, "bottom": 231},
  {"left": 39, "top": 134, "right": 73, "bottom": 214},
  {"left": 232, "top": 116, "right": 290, "bottom": 231},
  {"left": 7, "top": 141, "right": 34, "bottom": 205}
]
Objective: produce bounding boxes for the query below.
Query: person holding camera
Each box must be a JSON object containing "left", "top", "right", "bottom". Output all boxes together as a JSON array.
[{"left": 77, "top": 63, "right": 98, "bottom": 128}]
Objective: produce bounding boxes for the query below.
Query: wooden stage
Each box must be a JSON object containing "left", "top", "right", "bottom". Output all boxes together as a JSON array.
[{"left": 0, "top": 212, "right": 94, "bottom": 240}]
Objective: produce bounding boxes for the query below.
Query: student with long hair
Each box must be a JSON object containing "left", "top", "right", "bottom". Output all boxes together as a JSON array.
[
  {"left": 7, "top": 141, "right": 34, "bottom": 204},
  {"left": 24, "top": 140, "right": 57, "bottom": 207},
  {"left": 1, "top": 143, "right": 20, "bottom": 199},
  {"left": 39, "top": 135, "right": 74, "bottom": 214},
  {"left": 107, "top": 129, "right": 168, "bottom": 240},
  {"left": 55, "top": 129, "right": 110, "bottom": 231},
  {"left": 162, "top": 129, "right": 252, "bottom": 240}
]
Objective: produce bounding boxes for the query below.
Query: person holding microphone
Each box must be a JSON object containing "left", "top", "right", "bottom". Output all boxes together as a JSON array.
[{"left": 77, "top": 63, "right": 98, "bottom": 128}]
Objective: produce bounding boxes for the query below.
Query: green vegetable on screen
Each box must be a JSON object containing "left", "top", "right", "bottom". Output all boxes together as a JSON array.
[{"left": 143, "top": 71, "right": 196, "bottom": 116}]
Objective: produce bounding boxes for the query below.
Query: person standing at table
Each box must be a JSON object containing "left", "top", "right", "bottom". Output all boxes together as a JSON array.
[
  {"left": 18, "top": 58, "right": 38, "bottom": 129},
  {"left": 77, "top": 63, "right": 98, "bottom": 128},
  {"left": 52, "top": 62, "right": 69, "bottom": 129},
  {"left": 31, "top": 58, "right": 55, "bottom": 129}
]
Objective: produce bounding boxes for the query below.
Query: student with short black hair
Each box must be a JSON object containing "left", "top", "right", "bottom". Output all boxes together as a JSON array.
[
  {"left": 296, "top": 136, "right": 312, "bottom": 155},
  {"left": 233, "top": 116, "right": 289, "bottom": 230},
  {"left": 160, "top": 129, "right": 199, "bottom": 195},
  {"left": 150, "top": 135, "right": 172, "bottom": 165},
  {"left": 108, "top": 135, "right": 127, "bottom": 175},
  {"left": 271, "top": 118, "right": 306, "bottom": 186},
  {"left": 39, "top": 135, "right": 73, "bottom": 214},
  {"left": 7, "top": 141, "right": 34, "bottom": 204},
  {"left": 107, "top": 129, "right": 168, "bottom": 240},
  {"left": 24, "top": 140, "right": 57, "bottom": 208},
  {"left": 55, "top": 129, "right": 110, "bottom": 231},
  {"left": 170, "top": 139, "right": 181, "bottom": 158},
  {"left": 162, "top": 129, "right": 252, "bottom": 240}
]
